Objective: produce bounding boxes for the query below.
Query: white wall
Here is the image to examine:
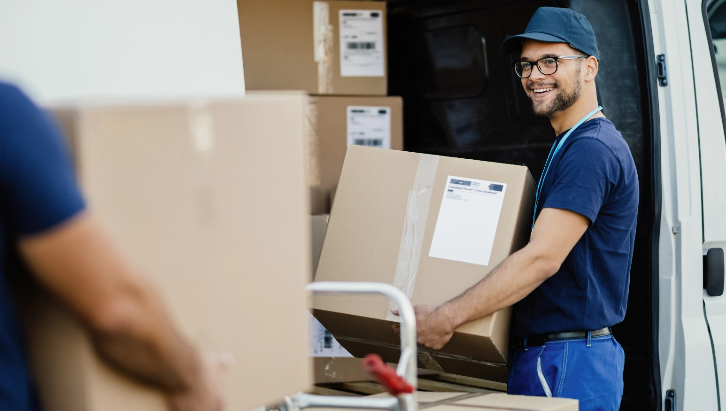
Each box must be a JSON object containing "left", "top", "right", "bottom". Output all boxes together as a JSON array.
[{"left": 0, "top": 0, "right": 245, "bottom": 104}]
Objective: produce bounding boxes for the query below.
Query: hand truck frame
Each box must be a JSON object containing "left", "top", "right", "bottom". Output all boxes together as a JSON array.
[{"left": 279, "top": 281, "right": 418, "bottom": 411}]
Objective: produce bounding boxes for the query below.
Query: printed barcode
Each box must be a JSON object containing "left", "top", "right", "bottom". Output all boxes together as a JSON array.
[
  {"left": 347, "top": 42, "right": 376, "bottom": 50},
  {"left": 353, "top": 139, "right": 383, "bottom": 147},
  {"left": 323, "top": 330, "right": 333, "bottom": 349}
]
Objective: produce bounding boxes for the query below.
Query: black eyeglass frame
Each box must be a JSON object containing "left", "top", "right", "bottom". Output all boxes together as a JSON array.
[{"left": 513, "top": 55, "right": 589, "bottom": 78}]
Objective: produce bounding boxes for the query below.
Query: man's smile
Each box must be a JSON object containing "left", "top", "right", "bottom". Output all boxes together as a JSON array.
[{"left": 528, "top": 84, "right": 557, "bottom": 99}]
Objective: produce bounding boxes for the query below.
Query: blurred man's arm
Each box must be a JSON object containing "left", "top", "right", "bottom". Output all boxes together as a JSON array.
[{"left": 18, "top": 211, "right": 222, "bottom": 411}]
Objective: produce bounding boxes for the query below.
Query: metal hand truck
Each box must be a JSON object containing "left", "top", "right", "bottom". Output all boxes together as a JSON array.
[{"left": 279, "top": 282, "right": 418, "bottom": 411}]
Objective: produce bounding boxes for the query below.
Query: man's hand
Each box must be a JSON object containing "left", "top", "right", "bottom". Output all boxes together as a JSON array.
[
  {"left": 18, "top": 212, "right": 228, "bottom": 410},
  {"left": 166, "top": 353, "right": 227, "bottom": 411},
  {"left": 392, "top": 305, "right": 457, "bottom": 350}
]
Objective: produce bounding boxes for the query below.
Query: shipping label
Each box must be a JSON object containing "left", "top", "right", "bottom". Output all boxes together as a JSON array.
[
  {"left": 339, "top": 9, "right": 385, "bottom": 77},
  {"left": 309, "top": 314, "right": 353, "bottom": 357},
  {"left": 428, "top": 176, "right": 507, "bottom": 266},
  {"left": 347, "top": 106, "right": 391, "bottom": 148}
]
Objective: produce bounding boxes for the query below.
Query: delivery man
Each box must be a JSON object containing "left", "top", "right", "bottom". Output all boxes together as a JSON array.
[
  {"left": 0, "top": 82, "right": 223, "bottom": 410},
  {"left": 397, "top": 7, "right": 638, "bottom": 410}
]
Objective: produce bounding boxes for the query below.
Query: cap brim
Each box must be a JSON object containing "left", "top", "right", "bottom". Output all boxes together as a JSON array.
[{"left": 500, "top": 32, "right": 569, "bottom": 55}]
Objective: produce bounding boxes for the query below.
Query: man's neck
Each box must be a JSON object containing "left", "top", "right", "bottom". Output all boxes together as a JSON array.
[{"left": 549, "top": 98, "right": 604, "bottom": 136}]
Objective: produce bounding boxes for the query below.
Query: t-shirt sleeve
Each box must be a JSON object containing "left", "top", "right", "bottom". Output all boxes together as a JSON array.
[
  {"left": 543, "top": 138, "right": 620, "bottom": 224},
  {"left": 0, "top": 84, "right": 86, "bottom": 236}
]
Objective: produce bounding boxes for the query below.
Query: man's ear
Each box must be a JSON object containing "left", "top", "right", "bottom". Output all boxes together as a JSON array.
[{"left": 584, "top": 56, "right": 599, "bottom": 82}]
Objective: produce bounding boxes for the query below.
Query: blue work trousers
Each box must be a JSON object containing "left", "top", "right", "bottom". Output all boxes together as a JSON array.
[{"left": 507, "top": 334, "right": 625, "bottom": 411}]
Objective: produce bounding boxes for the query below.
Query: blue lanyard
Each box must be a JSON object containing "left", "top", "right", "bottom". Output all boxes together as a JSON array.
[{"left": 532, "top": 106, "right": 603, "bottom": 228}]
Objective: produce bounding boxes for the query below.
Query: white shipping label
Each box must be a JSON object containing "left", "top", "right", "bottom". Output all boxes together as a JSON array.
[
  {"left": 428, "top": 176, "right": 507, "bottom": 266},
  {"left": 347, "top": 106, "right": 391, "bottom": 148},
  {"left": 309, "top": 314, "right": 353, "bottom": 357},
  {"left": 339, "top": 9, "right": 385, "bottom": 77}
]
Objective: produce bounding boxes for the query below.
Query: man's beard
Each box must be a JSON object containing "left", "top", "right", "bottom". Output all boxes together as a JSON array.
[{"left": 529, "top": 66, "right": 582, "bottom": 117}]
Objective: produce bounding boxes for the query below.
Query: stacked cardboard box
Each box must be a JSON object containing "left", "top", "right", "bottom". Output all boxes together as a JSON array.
[
  {"left": 239, "top": 0, "right": 405, "bottom": 385},
  {"left": 19, "top": 94, "right": 312, "bottom": 411},
  {"left": 343, "top": 392, "right": 578, "bottom": 411},
  {"left": 313, "top": 146, "right": 535, "bottom": 383},
  {"left": 310, "top": 214, "right": 375, "bottom": 384},
  {"left": 238, "top": 0, "right": 387, "bottom": 95},
  {"left": 306, "top": 96, "right": 403, "bottom": 214},
  {"left": 239, "top": 0, "right": 402, "bottom": 214}
]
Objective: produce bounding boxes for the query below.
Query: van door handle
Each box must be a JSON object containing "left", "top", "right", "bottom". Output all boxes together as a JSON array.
[
  {"left": 657, "top": 54, "right": 668, "bottom": 87},
  {"left": 703, "top": 248, "right": 725, "bottom": 296}
]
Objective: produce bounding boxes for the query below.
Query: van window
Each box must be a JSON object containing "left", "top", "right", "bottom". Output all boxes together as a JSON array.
[{"left": 707, "top": 0, "right": 726, "bottom": 103}]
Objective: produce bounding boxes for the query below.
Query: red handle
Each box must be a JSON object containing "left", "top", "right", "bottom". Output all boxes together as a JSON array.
[{"left": 361, "top": 354, "right": 414, "bottom": 395}]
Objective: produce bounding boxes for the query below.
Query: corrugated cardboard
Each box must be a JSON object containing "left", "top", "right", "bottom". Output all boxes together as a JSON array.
[
  {"left": 310, "top": 392, "right": 578, "bottom": 411},
  {"left": 307, "top": 96, "right": 403, "bottom": 214},
  {"left": 310, "top": 218, "right": 372, "bottom": 384},
  {"left": 238, "top": 0, "right": 387, "bottom": 95},
  {"left": 20, "top": 94, "right": 312, "bottom": 411},
  {"left": 311, "top": 214, "right": 330, "bottom": 276},
  {"left": 312, "top": 146, "right": 535, "bottom": 382}
]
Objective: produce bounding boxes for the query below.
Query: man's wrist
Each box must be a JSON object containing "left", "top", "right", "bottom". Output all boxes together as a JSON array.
[{"left": 436, "top": 302, "right": 464, "bottom": 332}]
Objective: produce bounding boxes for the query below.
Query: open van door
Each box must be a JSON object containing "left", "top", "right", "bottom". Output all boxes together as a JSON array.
[
  {"left": 693, "top": 0, "right": 726, "bottom": 409},
  {"left": 650, "top": 0, "right": 720, "bottom": 408}
]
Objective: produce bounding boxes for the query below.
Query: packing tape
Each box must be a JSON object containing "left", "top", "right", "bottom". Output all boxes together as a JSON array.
[
  {"left": 418, "top": 393, "right": 486, "bottom": 410},
  {"left": 313, "top": 2, "right": 334, "bottom": 94},
  {"left": 387, "top": 154, "right": 439, "bottom": 321},
  {"left": 333, "top": 334, "right": 508, "bottom": 369},
  {"left": 190, "top": 102, "right": 215, "bottom": 154},
  {"left": 189, "top": 103, "right": 215, "bottom": 223},
  {"left": 417, "top": 350, "right": 445, "bottom": 372},
  {"left": 304, "top": 99, "right": 321, "bottom": 187}
]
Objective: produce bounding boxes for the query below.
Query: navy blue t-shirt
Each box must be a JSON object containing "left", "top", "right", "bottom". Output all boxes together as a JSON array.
[
  {"left": 0, "top": 82, "right": 86, "bottom": 410},
  {"left": 512, "top": 117, "right": 639, "bottom": 336}
]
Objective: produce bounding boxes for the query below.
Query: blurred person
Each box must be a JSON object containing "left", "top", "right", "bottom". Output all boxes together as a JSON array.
[
  {"left": 394, "top": 7, "right": 638, "bottom": 411},
  {"left": 0, "top": 81, "right": 223, "bottom": 411}
]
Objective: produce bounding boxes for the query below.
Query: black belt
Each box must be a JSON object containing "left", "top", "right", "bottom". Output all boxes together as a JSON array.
[{"left": 511, "top": 327, "right": 612, "bottom": 350}]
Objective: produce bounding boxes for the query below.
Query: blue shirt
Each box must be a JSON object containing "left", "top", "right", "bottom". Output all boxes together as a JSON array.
[
  {"left": 512, "top": 118, "right": 639, "bottom": 336},
  {"left": 0, "top": 82, "right": 86, "bottom": 410}
]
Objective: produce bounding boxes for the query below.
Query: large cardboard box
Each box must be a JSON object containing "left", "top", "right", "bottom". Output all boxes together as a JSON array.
[
  {"left": 238, "top": 0, "right": 387, "bottom": 95},
  {"left": 325, "top": 392, "right": 577, "bottom": 411},
  {"left": 306, "top": 95, "right": 403, "bottom": 214},
  {"left": 312, "top": 146, "right": 535, "bottom": 382},
  {"left": 311, "top": 214, "right": 331, "bottom": 276},
  {"left": 310, "top": 215, "right": 372, "bottom": 384},
  {"left": 20, "top": 94, "right": 312, "bottom": 411},
  {"left": 308, "top": 392, "right": 577, "bottom": 411}
]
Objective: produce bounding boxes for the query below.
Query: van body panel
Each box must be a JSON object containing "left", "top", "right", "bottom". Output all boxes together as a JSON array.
[
  {"left": 692, "top": 0, "right": 726, "bottom": 409},
  {"left": 654, "top": 0, "right": 720, "bottom": 408}
]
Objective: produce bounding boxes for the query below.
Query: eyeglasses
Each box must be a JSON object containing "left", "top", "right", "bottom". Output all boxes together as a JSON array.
[{"left": 513, "top": 55, "right": 589, "bottom": 78}]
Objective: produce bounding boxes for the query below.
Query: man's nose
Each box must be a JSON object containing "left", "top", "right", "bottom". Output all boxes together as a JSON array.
[{"left": 529, "top": 64, "right": 547, "bottom": 81}]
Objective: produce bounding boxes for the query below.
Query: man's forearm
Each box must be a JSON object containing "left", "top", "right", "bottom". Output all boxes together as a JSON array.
[
  {"left": 89, "top": 280, "right": 202, "bottom": 392},
  {"left": 441, "top": 245, "right": 557, "bottom": 329},
  {"left": 19, "top": 213, "right": 203, "bottom": 393}
]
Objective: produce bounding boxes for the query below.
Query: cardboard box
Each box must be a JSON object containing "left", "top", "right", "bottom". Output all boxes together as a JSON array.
[
  {"left": 310, "top": 314, "right": 373, "bottom": 384},
  {"left": 20, "top": 94, "right": 312, "bottom": 411},
  {"left": 328, "top": 392, "right": 577, "bottom": 411},
  {"left": 312, "top": 146, "right": 535, "bottom": 382},
  {"left": 311, "top": 214, "right": 330, "bottom": 276},
  {"left": 238, "top": 0, "right": 387, "bottom": 95},
  {"left": 310, "top": 218, "right": 372, "bottom": 384},
  {"left": 306, "top": 95, "right": 403, "bottom": 214}
]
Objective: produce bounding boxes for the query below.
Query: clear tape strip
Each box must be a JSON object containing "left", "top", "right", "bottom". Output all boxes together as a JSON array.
[
  {"left": 387, "top": 154, "right": 439, "bottom": 321},
  {"left": 313, "top": 2, "right": 333, "bottom": 94},
  {"left": 333, "top": 334, "right": 508, "bottom": 369}
]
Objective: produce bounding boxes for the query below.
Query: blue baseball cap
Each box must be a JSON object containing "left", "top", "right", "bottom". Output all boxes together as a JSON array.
[{"left": 500, "top": 7, "right": 599, "bottom": 60}]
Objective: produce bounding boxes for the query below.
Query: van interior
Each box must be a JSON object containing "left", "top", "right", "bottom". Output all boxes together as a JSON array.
[{"left": 385, "top": 1, "right": 660, "bottom": 409}]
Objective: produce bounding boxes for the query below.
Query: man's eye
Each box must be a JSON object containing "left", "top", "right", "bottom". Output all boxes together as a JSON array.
[
  {"left": 543, "top": 58, "right": 557, "bottom": 65},
  {"left": 521, "top": 62, "right": 531, "bottom": 69}
]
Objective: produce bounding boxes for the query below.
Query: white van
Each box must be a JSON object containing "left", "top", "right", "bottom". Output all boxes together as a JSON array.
[{"left": 384, "top": 0, "right": 726, "bottom": 409}]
